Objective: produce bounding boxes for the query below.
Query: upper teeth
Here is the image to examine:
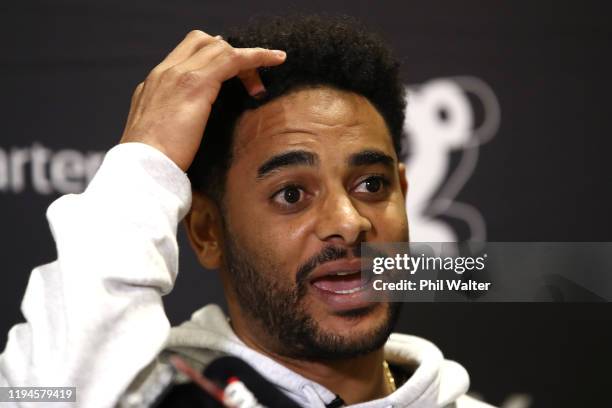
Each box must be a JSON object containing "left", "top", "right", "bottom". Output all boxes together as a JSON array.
[
  {"left": 335, "top": 271, "right": 354, "bottom": 276},
  {"left": 333, "top": 286, "right": 364, "bottom": 294}
]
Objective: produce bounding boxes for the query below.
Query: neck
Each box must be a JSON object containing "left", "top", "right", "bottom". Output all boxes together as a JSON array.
[{"left": 230, "top": 313, "right": 391, "bottom": 404}]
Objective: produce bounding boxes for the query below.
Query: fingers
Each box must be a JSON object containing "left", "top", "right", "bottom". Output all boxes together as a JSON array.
[
  {"left": 230, "top": 47, "right": 287, "bottom": 71},
  {"left": 152, "top": 30, "right": 217, "bottom": 75},
  {"left": 187, "top": 43, "right": 285, "bottom": 85},
  {"left": 205, "top": 47, "right": 285, "bottom": 92},
  {"left": 171, "top": 39, "right": 286, "bottom": 98},
  {"left": 119, "top": 30, "right": 286, "bottom": 170},
  {"left": 138, "top": 30, "right": 287, "bottom": 112},
  {"left": 177, "top": 39, "right": 286, "bottom": 72},
  {"left": 238, "top": 69, "right": 266, "bottom": 97},
  {"left": 218, "top": 48, "right": 286, "bottom": 98},
  {"left": 234, "top": 48, "right": 287, "bottom": 97},
  {"left": 174, "top": 37, "right": 232, "bottom": 72}
]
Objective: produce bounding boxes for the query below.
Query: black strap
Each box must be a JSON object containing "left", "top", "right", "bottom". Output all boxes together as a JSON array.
[{"left": 325, "top": 395, "right": 345, "bottom": 408}]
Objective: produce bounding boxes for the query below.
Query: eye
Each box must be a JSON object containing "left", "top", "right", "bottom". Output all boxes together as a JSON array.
[
  {"left": 354, "top": 175, "right": 390, "bottom": 194},
  {"left": 272, "top": 185, "right": 305, "bottom": 207},
  {"left": 364, "top": 177, "right": 382, "bottom": 193},
  {"left": 282, "top": 186, "right": 302, "bottom": 203}
]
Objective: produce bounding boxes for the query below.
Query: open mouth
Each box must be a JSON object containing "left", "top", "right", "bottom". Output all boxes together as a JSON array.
[
  {"left": 306, "top": 258, "right": 375, "bottom": 311},
  {"left": 310, "top": 271, "right": 367, "bottom": 295}
]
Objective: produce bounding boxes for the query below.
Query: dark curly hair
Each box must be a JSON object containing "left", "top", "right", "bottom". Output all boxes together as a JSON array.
[{"left": 187, "top": 14, "right": 406, "bottom": 205}]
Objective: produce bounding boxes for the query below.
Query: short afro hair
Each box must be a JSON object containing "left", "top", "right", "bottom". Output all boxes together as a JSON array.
[{"left": 187, "top": 14, "right": 406, "bottom": 204}]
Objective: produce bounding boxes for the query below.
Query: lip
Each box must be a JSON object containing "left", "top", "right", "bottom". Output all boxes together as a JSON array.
[
  {"left": 309, "top": 280, "right": 374, "bottom": 312},
  {"left": 306, "top": 257, "right": 375, "bottom": 312},
  {"left": 306, "top": 258, "right": 364, "bottom": 282}
]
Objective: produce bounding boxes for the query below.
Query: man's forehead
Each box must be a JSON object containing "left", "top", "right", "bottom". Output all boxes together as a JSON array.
[{"left": 231, "top": 87, "right": 393, "bottom": 161}]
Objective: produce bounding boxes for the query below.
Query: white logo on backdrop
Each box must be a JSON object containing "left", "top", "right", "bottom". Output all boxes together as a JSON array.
[
  {"left": 0, "top": 143, "right": 104, "bottom": 194},
  {"left": 404, "top": 77, "right": 500, "bottom": 243}
]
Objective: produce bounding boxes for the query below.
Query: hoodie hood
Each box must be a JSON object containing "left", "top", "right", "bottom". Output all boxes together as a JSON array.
[{"left": 165, "top": 304, "right": 476, "bottom": 408}]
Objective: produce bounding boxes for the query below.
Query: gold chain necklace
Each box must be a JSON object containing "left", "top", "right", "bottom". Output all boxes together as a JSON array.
[{"left": 383, "top": 360, "right": 397, "bottom": 393}]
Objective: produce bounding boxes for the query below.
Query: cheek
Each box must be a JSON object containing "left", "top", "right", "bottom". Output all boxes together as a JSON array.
[
  {"left": 255, "top": 217, "right": 314, "bottom": 272},
  {"left": 227, "top": 206, "right": 313, "bottom": 280},
  {"left": 370, "top": 200, "right": 409, "bottom": 241}
]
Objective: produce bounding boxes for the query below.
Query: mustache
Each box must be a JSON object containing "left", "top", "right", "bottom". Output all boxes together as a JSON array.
[{"left": 295, "top": 245, "right": 362, "bottom": 284}]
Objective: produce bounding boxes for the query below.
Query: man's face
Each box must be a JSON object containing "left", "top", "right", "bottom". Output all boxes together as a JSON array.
[{"left": 220, "top": 86, "right": 408, "bottom": 359}]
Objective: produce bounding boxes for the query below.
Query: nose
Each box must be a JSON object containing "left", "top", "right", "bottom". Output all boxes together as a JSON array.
[{"left": 314, "top": 188, "right": 372, "bottom": 246}]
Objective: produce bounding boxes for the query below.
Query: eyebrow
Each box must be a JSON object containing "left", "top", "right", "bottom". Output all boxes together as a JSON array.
[
  {"left": 257, "top": 150, "right": 318, "bottom": 180},
  {"left": 348, "top": 150, "right": 395, "bottom": 169},
  {"left": 255, "top": 149, "right": 395, "bottom": 180}
]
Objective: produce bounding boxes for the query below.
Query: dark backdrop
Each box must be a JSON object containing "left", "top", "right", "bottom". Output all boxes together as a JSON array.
[{"left": 1, "top": 1, "right": 611, "bottom": 407}]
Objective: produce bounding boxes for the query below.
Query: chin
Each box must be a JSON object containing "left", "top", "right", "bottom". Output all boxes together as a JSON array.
[{"left": 312, "top": 301, "right": 392, "bottom": 338}]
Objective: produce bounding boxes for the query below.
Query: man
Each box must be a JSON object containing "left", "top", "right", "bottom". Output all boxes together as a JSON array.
[{"left": 0, "top": 15, "right": 493, "bottom": 407}]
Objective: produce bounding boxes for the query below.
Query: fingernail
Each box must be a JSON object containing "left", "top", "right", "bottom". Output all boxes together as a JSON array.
[
  {"left": 272, "top": 50, "right": 286, "bottom": 59},
  {"left": 250, "top": 85, "right": 266, "bottom": 99},
  {"left": 253, "top": 90, "right": 266, "bottom": 99}
]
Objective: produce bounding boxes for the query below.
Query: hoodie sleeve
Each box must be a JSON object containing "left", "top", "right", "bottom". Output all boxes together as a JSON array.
[{"left": 0, "top": 143, "right": 192, "bottom": 408}]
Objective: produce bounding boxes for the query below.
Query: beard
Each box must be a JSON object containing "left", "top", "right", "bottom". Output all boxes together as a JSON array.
[{"left": 222, "top": 225, "right": 401, "bottom": 361}]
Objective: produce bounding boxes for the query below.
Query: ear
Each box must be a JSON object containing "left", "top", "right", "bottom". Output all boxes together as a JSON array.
[
  {"left": 183, "top": 191, "right": 224, "bottom": 270},
  {"left": 398, "top": 162, "right": 408, "bottom": 200}
]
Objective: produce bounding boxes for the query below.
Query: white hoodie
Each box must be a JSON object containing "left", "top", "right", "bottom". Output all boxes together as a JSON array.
[{"left": 0, "top": 143, "right": 493, "bottom": 408}]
